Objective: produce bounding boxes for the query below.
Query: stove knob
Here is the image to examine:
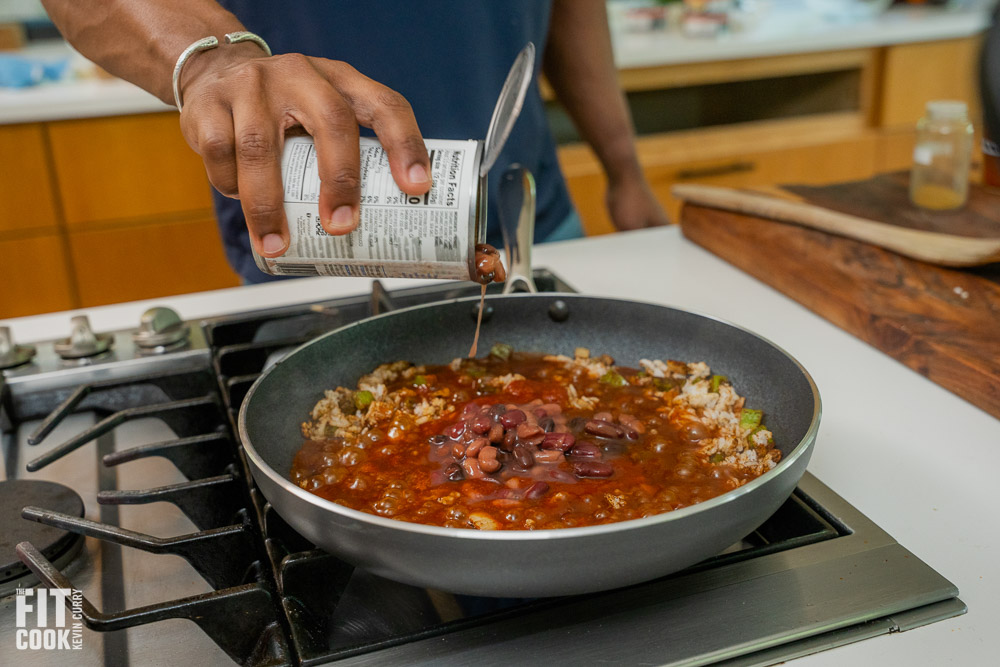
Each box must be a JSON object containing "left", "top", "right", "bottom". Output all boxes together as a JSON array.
[
  {"left": 131, "top": 307, "right": 190, "bottom": 353},
  {"left": 53, "top": 315, "right": 113, "bottom": 360},
  {"left": 0, "top": 326, "right": 36, "bottom": 370}
]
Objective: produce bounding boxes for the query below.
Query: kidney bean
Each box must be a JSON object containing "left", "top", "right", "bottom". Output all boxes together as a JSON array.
[
  {"left": 444, "top": 421, "right": 467, "bottom": 439},
  {"left": 478, "top": 446, "right": 501, "bottom": 473},
  {"left": 546, "top": 468, "right": 578, "bottom": 484},
  {"left": 501, "top": 429, "right": 518, "bottom": 451},
  {"left": 569, "top": 442, "right": 601, "bottom": 458},
  {"left": 500, "top": 409, "right": 527, "bottom": 428},
  {"left": 532, "top": 408, "right": 548, "bottom": 421},
  {"left": 488, "top": 423, "right": 505, "bottom": 444},
  {"left": 470, "top": 415, "right": 493, "bottom": 435},
  {"left": 476, "top": 253, "right": 498, "bottom": 282},
  {"left": 572, "top": 461, "right": 614, "bottom": 478},
  {"left": 445, "top": 463, "right": 464, "bottom": 482},
  {"left": 593, "top": 411, "right": 614, "bottom": 423},
  {"left": 513, "top": 444, "right": 534, "bottom": 468},
  {"left": 533, "top": 449, "right": 564, "bottom": 464},
  {"left": 525, "top": 482, "right": 550, "bottom": 499},
  {"left": 517, "top": 423, "right": 543, "bottom": 439},
  {"left": 540, "top": 432, "right": 575, "bottom": 451},
  {"left": 488, "top": 404, "right": 507, "bottom": 422},
  {"left": 463, "top": 458, "right": 485, "bottom": 479},
  {"left": 492, "top": 261, "right": 506, "bottom": 283},
  {"left": 618, "top": 413, "right": 646, "bottom": 434},
  {"left": 522, "top": 434, "right": 546, "bottom": 447},
  {"left": 461, "top": 403, "right": 479, "bottom": 419},
  {"left": 538, "top": 417, "right": 555, "bottom": 433},
  {"left": 585, "top": 419, "right": 623, "bottom": 439},
  {"left": 427, "top": 434, "right": 448, "bottom": 446},
  {"left": 451, "top": 442, "right": 467, "bottom": 459},
  {"left": 466, "top": 437, "right": 488, "bottom": 458}
]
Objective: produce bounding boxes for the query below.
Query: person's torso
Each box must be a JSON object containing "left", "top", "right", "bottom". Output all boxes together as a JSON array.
[{"left": 214, "top": 0, "right": 573, "bottom": 281}]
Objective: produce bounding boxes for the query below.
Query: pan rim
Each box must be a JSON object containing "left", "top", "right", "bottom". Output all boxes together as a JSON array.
[{"left": 238, "top": 292, "right": 822, "bottom": 542}]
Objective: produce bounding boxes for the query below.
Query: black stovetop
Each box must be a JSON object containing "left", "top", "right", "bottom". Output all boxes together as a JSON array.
[{"left": 1, "top": 270, "right": 964, "bottom": 666}]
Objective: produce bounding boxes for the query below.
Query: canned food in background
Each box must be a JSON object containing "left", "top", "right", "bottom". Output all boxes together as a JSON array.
[{"left": 254, "top": 136, "right": 487, "bottom": 280}]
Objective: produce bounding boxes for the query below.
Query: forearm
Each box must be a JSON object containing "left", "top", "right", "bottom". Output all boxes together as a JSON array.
[
  {"left": 543, "top": 0, "right": 641, "bottom": 184},
  {"left": 41, "top": 0, "right": 249, "bottom": 104}
]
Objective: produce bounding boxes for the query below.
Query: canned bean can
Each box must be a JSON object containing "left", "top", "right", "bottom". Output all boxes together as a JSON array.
[
  {"left": 253, "top": 136, "right": 487, "bottom": 279},
  {"left": 251, "top": 42, "right": 536, "bottom": 281}
]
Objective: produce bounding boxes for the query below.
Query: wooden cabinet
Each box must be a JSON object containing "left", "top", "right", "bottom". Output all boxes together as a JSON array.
[
  {"left": 47, "top": 114, "right": 214, "bottom": 226},
  {"left": 0, "top": 114, "right": 238, "bottom": 319},
  {"left": 0, "top": 235, "right": 75, "bottom": 317},
  {"left": 558, "top": 36, "right": 984, "bottom": 236},
  {"left": 561, "top": 114, "right": 879, "bottom": 233}
]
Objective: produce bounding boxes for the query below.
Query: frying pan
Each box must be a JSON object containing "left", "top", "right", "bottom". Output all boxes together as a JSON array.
[{"left": 238, "top": 293, "right": 821, "bottom": 597}]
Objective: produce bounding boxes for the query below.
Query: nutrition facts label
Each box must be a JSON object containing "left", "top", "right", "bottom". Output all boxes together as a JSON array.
[{"left": 260, "top": 136, "right": 481, "bottom": 279}]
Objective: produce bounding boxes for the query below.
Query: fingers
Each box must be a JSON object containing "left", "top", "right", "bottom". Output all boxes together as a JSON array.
[
  {"left": 316, "top": 60, "right": 430, "bottom": 196},
  {"left": 292, "top": 70, "right": 362, "bottom": 234},
  {"left": 181, "top": 106, "right": 239, "bottom": 199},
  {"left": 231, "top": 95, "right": 288, "bottom": 257}
]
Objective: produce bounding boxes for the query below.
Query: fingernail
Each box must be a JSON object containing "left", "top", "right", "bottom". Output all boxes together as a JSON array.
[
  {"left": 261, "top": 233, "right": 286, "bottom": 254},
  {"left": 329, "top": 205, "right": 357, "bottom": 232},
  {"left": 408, "top": 163, "right": 429, "bottom": 184}
]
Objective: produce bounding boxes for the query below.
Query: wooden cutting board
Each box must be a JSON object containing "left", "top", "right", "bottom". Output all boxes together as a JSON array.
[{"left": 679, "top": 172, "right": 1000, "bottom": 420}]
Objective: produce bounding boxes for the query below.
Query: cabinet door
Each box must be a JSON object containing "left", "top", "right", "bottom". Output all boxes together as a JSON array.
[
  {"left": 47, "top": 113, "right": 213, "bottom": 227},
  {"left": 0, "top": 124, "right": 58, "bottom": 234},
  {"left": 68, "top": 217, "right": 239, "bottom": 307},
  {"left": 880, "top": 37, "right": 983, "bottom": 130},
  {"left": 0, "top": 235, "right": 75, "bottom": 318},
  {"left": 561, "top": 121, "right": 878, "bottom": 235}
]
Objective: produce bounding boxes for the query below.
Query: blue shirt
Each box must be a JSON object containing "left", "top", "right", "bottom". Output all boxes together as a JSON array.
[{"left": 214, "top": 0, "right": 574, "bottom": 282}]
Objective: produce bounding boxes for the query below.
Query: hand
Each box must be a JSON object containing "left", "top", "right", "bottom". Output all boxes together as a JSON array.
[
  {"left": 605, "top": 174, "right": 670, "bottom": 231},
  {"left": 177, "top": 45, "right": 431, "bottom": 257}
]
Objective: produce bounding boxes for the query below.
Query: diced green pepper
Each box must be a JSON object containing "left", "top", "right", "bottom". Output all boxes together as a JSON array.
[
  {"left": 489, "top": 342, "right": 513, "bottom": 361},
  {"left": 709, "top": 452, "right": 725, "bottom": 463},
  {"left": 710, "top": 374, "right": 727, "bottom": 392},
  {"left": 354, "top": 390, "right": 374, "bottom": 410},
  {"left": 653, "top": 377, "right": 676, "bottom": 391},
  {"left": 740, "top": 409, "right": 762, "bottom": 429},
  {"left": 465, "top": 366, "right": 486, "bottom": 378},
  {"left": 413, "top": 374, "right": 428, "bottom": 386},
  {"left": 599, "top": 370, "right": 627, "bottom": 387},
  {"left": 636, "top": 370, "right": 648, "bottom": 378}
]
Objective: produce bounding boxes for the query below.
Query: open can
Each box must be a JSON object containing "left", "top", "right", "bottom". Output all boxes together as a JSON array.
[{"left": 252, "top": 43, "right": 535, "bottom": 280}]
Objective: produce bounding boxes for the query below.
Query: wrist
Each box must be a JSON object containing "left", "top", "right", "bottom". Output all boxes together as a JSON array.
[{"left": 175, "top": 39, "right": 268, "bottom": 107}]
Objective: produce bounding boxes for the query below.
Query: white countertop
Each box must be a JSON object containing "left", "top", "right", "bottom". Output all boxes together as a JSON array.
[
  {"left": 1, "top": 225, "right": 996, "bottom": 665},
  {"left": 0, "top": 2, "right": 993, "bottom": 125}
]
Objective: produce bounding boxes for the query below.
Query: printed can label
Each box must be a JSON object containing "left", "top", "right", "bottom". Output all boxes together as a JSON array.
[{"left": 254, "top": 136, "right": 486, "bottom": 279}]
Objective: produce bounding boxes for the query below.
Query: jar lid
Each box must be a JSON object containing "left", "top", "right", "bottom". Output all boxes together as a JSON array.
[
  {"left": 480, "top": 42, "right": 536, "bottom": 177},
  {"left": 926, "top": 100, "right": 968, "bottom": 120}
]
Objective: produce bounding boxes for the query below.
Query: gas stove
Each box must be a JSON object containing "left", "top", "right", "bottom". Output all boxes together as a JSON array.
[{"left": 0, "top": 270, "right": 965, "bottom": 666}]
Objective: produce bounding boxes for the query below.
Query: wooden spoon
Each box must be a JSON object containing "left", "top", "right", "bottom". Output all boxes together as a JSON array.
[{"left": 672, "top": 183, "right": 1000, "bottom": 267}]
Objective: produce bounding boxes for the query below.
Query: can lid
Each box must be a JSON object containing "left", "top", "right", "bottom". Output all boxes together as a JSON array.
[
  {"left": 926, "top": 100, "right": 969, "bottom": 120},
  {"left": 480, "top": 42, "right": 536, "bottom": 177}
]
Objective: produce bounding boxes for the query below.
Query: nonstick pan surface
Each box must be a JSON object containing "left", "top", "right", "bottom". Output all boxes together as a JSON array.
[{"left": 239, "top": 293, "right": 821, "bottom": 597}]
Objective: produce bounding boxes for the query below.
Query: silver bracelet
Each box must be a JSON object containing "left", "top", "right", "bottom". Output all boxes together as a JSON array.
[{"left": 171, "top": 31, "right": 272, "bottom": 112}]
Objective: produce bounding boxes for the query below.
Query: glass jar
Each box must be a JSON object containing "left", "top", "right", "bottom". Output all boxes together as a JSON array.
[{"left": 909, "top": 100, "right": 974, "bottom": 211}]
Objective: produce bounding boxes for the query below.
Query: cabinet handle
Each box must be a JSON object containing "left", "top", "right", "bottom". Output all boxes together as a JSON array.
[{"left": 676, "top": 161, "right": 756, "bottom": 180}]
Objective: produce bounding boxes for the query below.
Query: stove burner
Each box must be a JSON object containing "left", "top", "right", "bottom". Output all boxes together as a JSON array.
[{"left": 0, "top": 480, "right": 85, "bottom": 597}]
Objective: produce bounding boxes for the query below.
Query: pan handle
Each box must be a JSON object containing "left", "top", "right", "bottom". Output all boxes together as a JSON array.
[{"left": 499, "top": 165, "right": 538, "bottom": 294}]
